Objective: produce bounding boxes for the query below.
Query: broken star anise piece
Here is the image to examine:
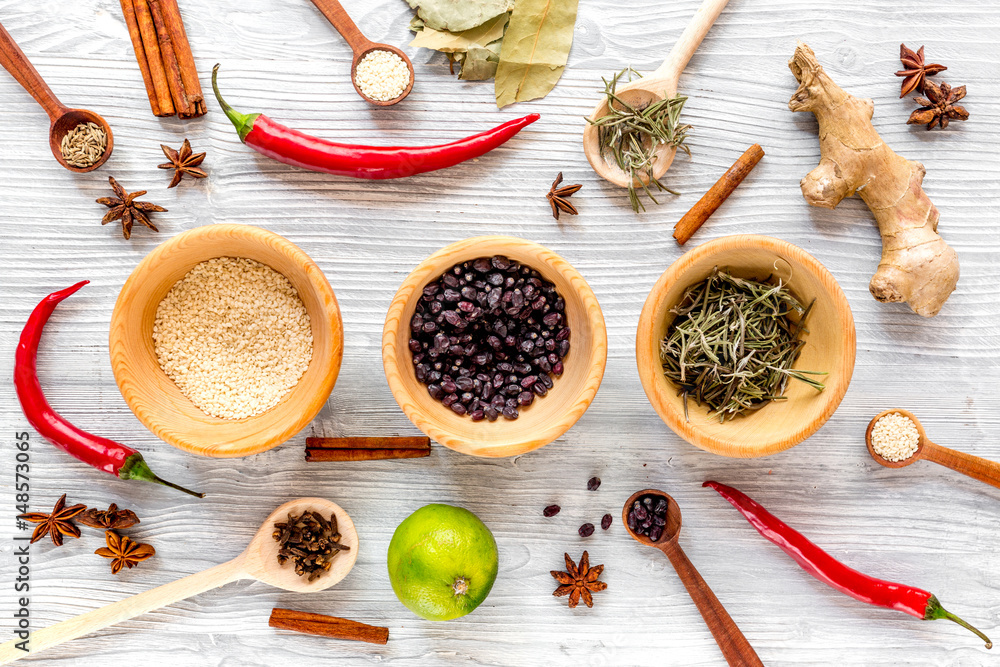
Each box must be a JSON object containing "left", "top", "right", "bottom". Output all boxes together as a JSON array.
[
  {"left": 908, "top": 81, "right": 969, "bottom": 130},
  {"left": 158, "top": 138, "right": 207, "bottom": 188},
  {"left": 77, "top": 503, "right": 140, "bottom": 530},
  {"left": 95, "top": 530, "right": 155, "bottom": 575},
  {"left": 551, "top": 550, "right": 607, "bottom": 608},
  {"left": 895, "top": 44, "right": 947, "bottom": 98},
  {"left": 17, "top": 494, "right": 86, "bottom": 547},
  {"left": 546, "top": 172, "right": 582, "bottom": 221},
  {"left": 97, "top": 177, "right": 167, "bottom": 240}
]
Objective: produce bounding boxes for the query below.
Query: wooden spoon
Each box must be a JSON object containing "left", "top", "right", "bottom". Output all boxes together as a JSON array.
[
  {"left": 0, "top": 20, "right": 113, "bottom": 173},
  {"left": 308, "top": 0, "right": 414, "bottom": 106},
  {"left": 866, "top": 408, "right": 1000, "bottom": 489},
  {"left": 583, "top": 0, "right": 731, "bottom": 188},
  {"left": 622, "top": 489, "right": 763, "bottom": 667},
  {"left": 0, "top": 498, "right": 357, "bottom": 665}
]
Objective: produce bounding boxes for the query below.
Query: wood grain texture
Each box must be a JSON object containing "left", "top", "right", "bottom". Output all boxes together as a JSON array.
[
  {"left": 382, "top": 235, "right": 607, "bottom": 457},
  {"left": 0, "top": 0, "right": 999, "bottom": 664}
]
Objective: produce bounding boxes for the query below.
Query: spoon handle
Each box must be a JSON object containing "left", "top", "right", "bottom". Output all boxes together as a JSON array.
[
  {"left": 0, "top": 559, "right": 244, "bottom": 664},
  {"left": 309, "top": 0, "right": 375, "bottom": 55},
  {"left": 922, "top": 441, "right": 1000, "bottom": 489},
  {"left": 0, "top": 21, "right": 66, "bottom": 121},
  {"left": 652, "top": 0, "right": 732, "bottom": 85},
  {"left": 660, "top": 541, "right": 763, "bottom": 667}
]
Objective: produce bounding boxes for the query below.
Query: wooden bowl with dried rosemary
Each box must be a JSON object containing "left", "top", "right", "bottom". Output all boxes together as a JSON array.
[{"left": 635, "top": 235, "right": 856, "bottom": 458}]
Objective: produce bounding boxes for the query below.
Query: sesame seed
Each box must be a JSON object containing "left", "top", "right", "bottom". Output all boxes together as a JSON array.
[
  {"left": 871, "top": 412, "right": 920, "bottom": 462},
  {"left": 354, "top": 50, "right": 410, "bottom": 102},
  {"left": 152, "top": 257, "right": 313, "bottom": 420}
]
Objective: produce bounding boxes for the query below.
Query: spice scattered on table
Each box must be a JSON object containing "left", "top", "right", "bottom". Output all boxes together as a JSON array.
[
  {"left": 601, "top": 513, "right": 612, "bottom": 530},
  {"left": 354, "top": 50, "right": 410, "bottom": 101},
  {"left": 578, "top": 522, "right": 595, "bottom": 537},
  {"left": 273, "top": 510, "right": 349, "bottom": 582},
  {"left": 17, "top": 494, "right": 85, "bottom": 546},
  {"left": 551, "top": 551, "right": 607, "bottom": 608},
  {"left": 158, "top": 138, "right": 207, "bottom": 188},
  {"left": 907, "top": 81, "right": 969, "bottom": 130},
  {"left": 704, "top": 480, "right": 993, "bottom": 648},
  {"left": 586, "top": 476, "right": 601, "bottom": 491},
  {"left": 95, "top": 530, "right": 155, "bottom": 574},
  {"left": 15, "top": 282, "right": 203, "bottom": 497},
  {"left": 546, "top": 172, "right": 581, "bottom": 220},
  {"left": 660, "top": 269, "right": 825, "bottom": 422},
  {"left": 212, "top": 64, "right": 538, "bottom": 179},
  {"left": 60, "top": 122, "right": 107, "bottom": 168},
  {"left": 96, "top": 177, "right": 166, "bottom": 240},
  {"left": 627, "top": 494, "right": 668, "bottom": 541},
  {"left": 269, "top": 608, "right": 389, "bottom": 644},
  {"left": 77, "top": 503, "right": 140, "bottom": 530},
  {"left": 870, "top": 412, "right": 920, "bottom": 462},
  {"left": 305, "top": 436, "right": 430, "bottom": 462},
  {"left": 152, "top": 257, "right": 313, "bottom": 420},
  {"left": 543, "top": 504, "right": 561, "bottom": 517},
  {"left": 408, "top": 255, "right": 570, "bottom": 421},
  {"left": 896, "top": 44, "right": 946, "bottom": 98},
  {"left": 588, "top": 68, "right": 691, "bottom": 212}
]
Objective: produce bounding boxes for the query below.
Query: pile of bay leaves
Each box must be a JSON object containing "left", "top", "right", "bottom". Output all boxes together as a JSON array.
[{"left": 406, "top": 0, "right": 579, "bottom": 108}]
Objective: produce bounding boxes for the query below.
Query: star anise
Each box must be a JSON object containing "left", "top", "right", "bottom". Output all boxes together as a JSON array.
[
  {"left": 158, "top": 138, "right": 207, "bottom": 188},
  {"left": 551, "top": 550, "right": 607, "bottom": 608},
  {"left": 77, "top": 503, "right": 140, "bottom": 530},
  {"left": 908, "top": 81, "right": 969, "bottom": 130},
  {"left": 95, "top": 530, "right": 155, "bottom": 575},
  {"left": 97, "top": 177, "right": 167, "bottom": 240},
  {"left": 546, "top": 172, "right": 582, "bottom": 221},
  {"left": 895, "top": 44, "right": 947, "bottom": 98},
  {"left": 17, "top": 494, "right": 86, "bottom": 546}
]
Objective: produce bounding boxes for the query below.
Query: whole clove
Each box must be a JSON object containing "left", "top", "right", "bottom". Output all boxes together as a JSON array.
[{"left": 272, "top": 510, "right": 350, "bottom": 582}]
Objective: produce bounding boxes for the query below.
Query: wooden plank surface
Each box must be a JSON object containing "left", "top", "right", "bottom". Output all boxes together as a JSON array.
[{"left": 1, "top": 0, "right": 999, "bottom": 664}]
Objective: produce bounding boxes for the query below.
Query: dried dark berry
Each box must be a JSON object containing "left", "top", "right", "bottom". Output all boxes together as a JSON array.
[
  {"left": 601, "top": 513, "right": 612, "bottom": 530},
  {"left": 630, "top": 493, "right": 670, "bottom": 541},
  {"left": 587, "top": 476, "right": 601, "bottom": 491},
  {"left": 578, "top": 523, "right": 595, "bottom": 537},
  {"left": 543, "top": 505, "right": 561, "bottom": 517}
]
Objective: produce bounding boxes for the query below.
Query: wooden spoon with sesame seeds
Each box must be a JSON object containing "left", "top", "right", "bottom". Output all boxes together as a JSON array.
[
  {"left": 866, "top": 408, "right": 1000, "bottom": 489},
  {"left": 307, "top": 0, "right": 414, "bottom": 106},
  {"left": 0, "top": 499, "right": 358, "bottom": 664},
  {"left": 0, "top": 20, "right": 113, "bottom": 172}
]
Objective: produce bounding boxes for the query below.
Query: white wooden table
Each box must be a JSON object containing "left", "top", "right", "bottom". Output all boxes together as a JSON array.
[{"left": 1, "top": 0, "right": 999, "bottom": 664}]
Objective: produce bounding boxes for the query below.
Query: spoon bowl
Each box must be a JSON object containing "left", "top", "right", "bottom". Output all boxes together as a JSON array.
[
  {"left": 49, "top": 108, "right": 114, "bottom": 172},
  {"left": 865, "top": 408, "right": 926, "bottom": 468},
  {"left": 0, "top": 498, "right": 357, "bottom": 663},
  {"left": 621, "top": 489, "right": 763, "bottom": 666},
  {"left": 349, "top": 43, "right": 415, "bottom": 107}
]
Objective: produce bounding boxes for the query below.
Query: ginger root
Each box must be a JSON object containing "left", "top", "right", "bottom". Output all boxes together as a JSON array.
[{"left": 788, "top": 42, "right": 959, "bottom": 317}]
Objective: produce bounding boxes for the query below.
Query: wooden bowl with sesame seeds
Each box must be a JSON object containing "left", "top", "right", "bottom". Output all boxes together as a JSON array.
[
  {"left": 382, "top": 236, "right": 608, "bottom": 458},
  {"left": 109, "top": 224, "right": 343, "bottom": 458},
  {"left": 635, "top": 235, "right": 856, "bottom": 458}
]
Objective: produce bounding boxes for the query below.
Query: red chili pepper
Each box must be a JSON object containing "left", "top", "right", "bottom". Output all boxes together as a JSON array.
[
  {"left": 15, "top": 282, "right": 203, "bottom": 498},
  {"left": 211, "top": 64, "right": 539, "bottom": 180},
  {"left": 703, "top": 480, "right": 991, "bottom": 648}
]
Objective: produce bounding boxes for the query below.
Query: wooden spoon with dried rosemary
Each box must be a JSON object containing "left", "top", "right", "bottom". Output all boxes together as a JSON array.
[{"left": 582, "top": 0, "right": 733, "bottom": 211}]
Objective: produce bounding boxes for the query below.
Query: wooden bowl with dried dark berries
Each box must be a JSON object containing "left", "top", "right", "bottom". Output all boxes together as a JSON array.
[{"left": 383, "top": 236, "right": 607, "bottom": 457}]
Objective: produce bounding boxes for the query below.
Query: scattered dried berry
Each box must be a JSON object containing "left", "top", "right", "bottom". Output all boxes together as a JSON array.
[
  {"left": 578, "top": 522, "right": 595, "bottom": 537},
  {"left": 543, "top": 504, "right": 561, "bottom": 517},
  {"left": 587, "top": 476, "right": 601, "bottom": 491},
  {"left": 601, "top": 513, "right": 612, "bottom": 530},
  {"left": 627, "top": 494, "right": 669, "bottom": 542}
]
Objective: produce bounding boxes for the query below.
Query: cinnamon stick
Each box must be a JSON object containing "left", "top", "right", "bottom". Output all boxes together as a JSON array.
[
  {"left": 147, "top": 0, "right": 191, "bottom": 116},
  {"left": 119, "top": 0, "right": 159, "bottom": 116},
  {"left": 269, "top": 608, "right": 389, "bottom": 645},
  {"left": 673, "top": 144, "right": 765, "bottom": 245},
  {"left": 305, "top": 436, "right": 431, "bottom": 462},
  {"left": 159, "top": 0, "right": 206, "bottom": 116},
  {"left": 131, "top": 0, "right": 174, "bottom": 116}
]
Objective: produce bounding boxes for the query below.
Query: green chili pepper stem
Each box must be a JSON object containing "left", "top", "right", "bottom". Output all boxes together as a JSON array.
[
  {"left": 119, "top": 454, "right": 205, "bottom": 498},
  {"left": 211, "top": 64, "right": 260, "bottom": 143},
  {"left": 925, "top": 595, "right": 992, "bottom": 649}
]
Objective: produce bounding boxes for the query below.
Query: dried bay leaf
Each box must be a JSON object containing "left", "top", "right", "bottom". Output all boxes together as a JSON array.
[
  {"left": 459, "top": 44, "right": 501, "bottom": 80},
  {"left": 494, "top": 0, "right": 579, "bottom": 108},
  {"left": 409, "top": 13, "right": 509, "bottom": 54},
  {"left": 406, "top": 0, "right": 514, "bottom": 33}
]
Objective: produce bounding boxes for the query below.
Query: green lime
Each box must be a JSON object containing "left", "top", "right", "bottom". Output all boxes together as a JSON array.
[{"left": 387, "top": 504, "right": 498, "bottom": 621}]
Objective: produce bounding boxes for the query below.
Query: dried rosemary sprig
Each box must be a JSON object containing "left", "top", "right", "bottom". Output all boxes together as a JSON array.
[
  {"left": 588, "top": 68, "right": 691, "bottom": 212},
  {"left": 660, "top": 269, "right": 826, "bottom": 422}
]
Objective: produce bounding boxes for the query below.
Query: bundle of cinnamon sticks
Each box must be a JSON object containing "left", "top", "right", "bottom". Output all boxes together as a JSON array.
[{"left": 120, "top": 0, "right": 206, "bottom": 118}]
